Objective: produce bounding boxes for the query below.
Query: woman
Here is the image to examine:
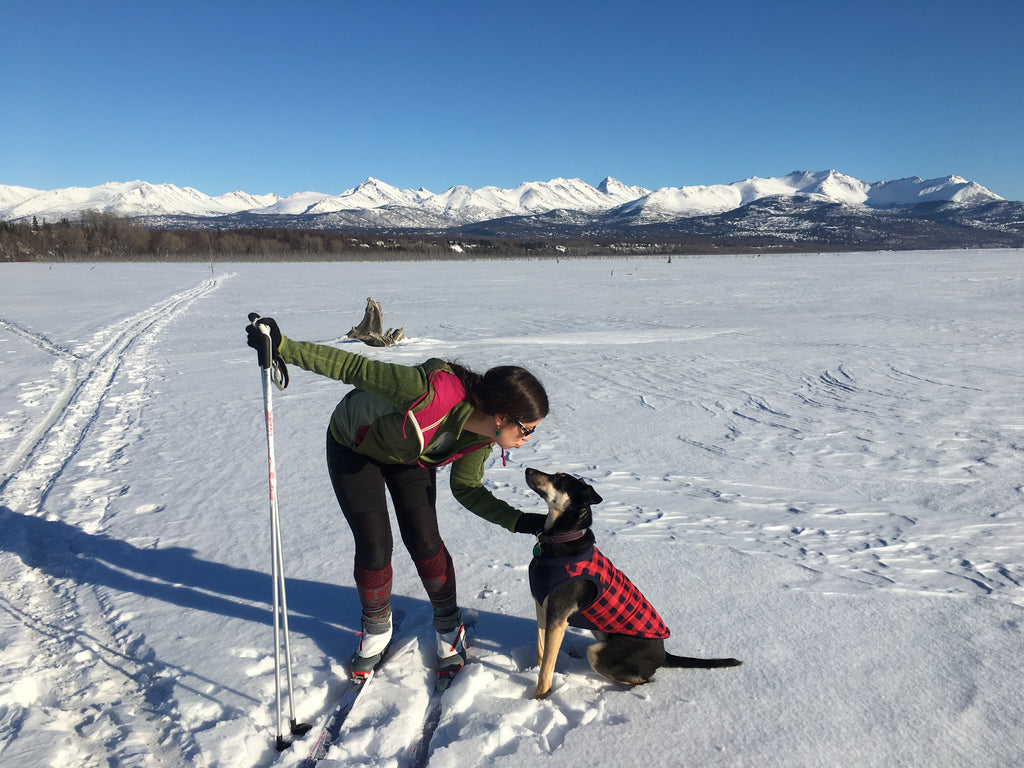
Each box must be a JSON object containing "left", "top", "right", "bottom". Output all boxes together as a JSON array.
[{"left": 246, "top": 315, "right": 549, "bottom": 683}]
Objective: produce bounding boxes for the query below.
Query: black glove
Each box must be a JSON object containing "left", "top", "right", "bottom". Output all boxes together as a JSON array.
[
  {"left": 246, "top": 314, "right": 281, "bottom": 355},
  {"left": 246, "top": 313, "right": 289, "bottom": 389},
  {"left": 514, "top": 513, "right": 547, "bottom": 535}
]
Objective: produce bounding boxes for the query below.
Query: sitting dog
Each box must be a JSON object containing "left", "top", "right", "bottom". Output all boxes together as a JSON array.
[{"left": 526, "top": 467, "right": 741, "bottom": 699}]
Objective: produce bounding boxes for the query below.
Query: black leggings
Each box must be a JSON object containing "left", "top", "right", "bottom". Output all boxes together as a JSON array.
[{"left": 326, "top": 432, "right": 442, "bottom": 571}]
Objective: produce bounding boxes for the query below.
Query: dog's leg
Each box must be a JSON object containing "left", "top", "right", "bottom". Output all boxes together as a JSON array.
[
  {"left": 534, "top": 616, "right": 569, "bottom": 699},
  {"left": 535, "top": 600, "right": 547, "bottom": 668},
  {"left": 533, "top": 580, "right": 597, "bottom": 698}
]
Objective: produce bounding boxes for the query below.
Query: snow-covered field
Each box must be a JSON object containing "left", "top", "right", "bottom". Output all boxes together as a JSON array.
[{"left": 1, "top": 250, "right": 1022, "bottom": 767}]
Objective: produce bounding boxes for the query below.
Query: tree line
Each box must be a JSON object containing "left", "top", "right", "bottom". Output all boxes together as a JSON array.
[
  {"left": 0, "top": 212, "right": 599, "bottom": 262},
  {"left": 0, "top": 212, "right": 459, "bottom": 262},
  {"left": 0, "top": 211, "right": 744, "bottom": 262}
]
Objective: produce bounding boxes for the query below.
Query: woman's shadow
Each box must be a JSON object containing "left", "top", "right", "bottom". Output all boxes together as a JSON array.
[
  {"left": 0, "top": 505, "right": 357, "bottom": 650},
  {"left": 0, "top": 505, "right": 535, "bottom": 661}
]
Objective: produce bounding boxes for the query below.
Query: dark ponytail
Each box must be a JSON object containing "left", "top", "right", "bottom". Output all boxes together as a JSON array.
[{"left": 448, "top": 361, "right": 549, "bottom": 421}]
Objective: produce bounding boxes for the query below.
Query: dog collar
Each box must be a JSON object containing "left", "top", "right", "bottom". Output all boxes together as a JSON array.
[{"left": 537, "top": 529, "right": 589, "bottom": 544}]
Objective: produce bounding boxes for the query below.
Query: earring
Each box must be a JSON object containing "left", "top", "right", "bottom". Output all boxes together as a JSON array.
[{"left": 495, "top": 430, "right": 501, "bottom": 437}]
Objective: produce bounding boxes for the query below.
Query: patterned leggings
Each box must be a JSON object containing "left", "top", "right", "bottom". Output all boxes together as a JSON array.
[
  {"left": 326, "top": 431, "right": 441, "bottom": 569},
  {"left": 326, "top": 432, "right": 457, "bottom": 626}
]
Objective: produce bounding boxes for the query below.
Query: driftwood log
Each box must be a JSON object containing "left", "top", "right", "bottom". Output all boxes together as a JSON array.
[{"left": 346, "top": 297, "right": 405, "bottom": 347}]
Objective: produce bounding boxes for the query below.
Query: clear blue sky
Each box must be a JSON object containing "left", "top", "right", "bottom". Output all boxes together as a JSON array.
[{"left": 4, "top": 0, "right": 1022, "bottom": 200}]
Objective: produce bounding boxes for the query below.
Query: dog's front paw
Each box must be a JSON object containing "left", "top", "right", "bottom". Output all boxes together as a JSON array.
[{"left": 532, "top": 687, "right": 552, "bottom": 700}]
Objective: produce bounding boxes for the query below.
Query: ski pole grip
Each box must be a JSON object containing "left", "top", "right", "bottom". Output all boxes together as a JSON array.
[{"left": 248, "top": 312, "right": 273, "bottom": 370}]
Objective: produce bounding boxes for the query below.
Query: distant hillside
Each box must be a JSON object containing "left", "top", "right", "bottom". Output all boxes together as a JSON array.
[{"left": 2, "top": 171, "right": 1021, "bottom": 255}]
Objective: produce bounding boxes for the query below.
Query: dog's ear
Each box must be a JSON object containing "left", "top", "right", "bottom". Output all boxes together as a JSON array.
[{"left": 587, "top": 487, "right": 603, "bottom": 505}]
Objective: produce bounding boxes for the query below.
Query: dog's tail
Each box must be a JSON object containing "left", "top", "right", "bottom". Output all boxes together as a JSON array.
[{"left": 664, "top": 653, "right": 742, "bottom": 669}]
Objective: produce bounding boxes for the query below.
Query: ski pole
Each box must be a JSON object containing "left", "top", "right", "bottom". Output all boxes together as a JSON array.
[{"left": 248, "top": 313, "right": 310, "bottom": 750}]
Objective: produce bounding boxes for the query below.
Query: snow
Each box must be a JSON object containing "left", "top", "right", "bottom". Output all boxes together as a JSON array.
[
  {"left": 619, "top": 184, "right": 742, "bottom": 219},
  {"left": 866, "top": 176, "right": 996, "bottom": 207},
  {"left": 1, "top": 250, "right": 1023, "bottom": 768},
  {"left": 259, "top": 191, "right": 337, "bottom": 216}
]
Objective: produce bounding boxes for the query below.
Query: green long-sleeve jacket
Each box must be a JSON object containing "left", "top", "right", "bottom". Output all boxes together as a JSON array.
[{"left": 279, "top": 336, "right": 524, "bottom": 531}]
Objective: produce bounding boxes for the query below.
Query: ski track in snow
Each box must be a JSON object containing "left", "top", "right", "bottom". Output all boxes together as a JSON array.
[{"left": 0, "top": 275, "right": 230, "bottom": 766}]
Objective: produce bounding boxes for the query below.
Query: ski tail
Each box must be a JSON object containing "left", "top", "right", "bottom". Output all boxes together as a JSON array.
[
  {"left": 406, "top": 610, "right": 478, "bottom": 767},
  {"left": 664, "top": 653, "right": 742, "bottom": 669},
  {"left": 297, "top": 611, "right": 408, "bottom": 767}
]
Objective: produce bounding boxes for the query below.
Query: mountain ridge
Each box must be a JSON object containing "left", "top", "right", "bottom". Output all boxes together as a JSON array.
[
  {"left": 5, "top": 171, "right": 1021, "bottom": 252},
  {"left": 1, "top": 170, "right": 1007, "bottom": 227}
]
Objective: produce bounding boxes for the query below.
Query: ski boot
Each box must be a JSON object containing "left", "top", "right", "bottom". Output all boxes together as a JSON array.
[
  {"left": 434, "top": 610, "right": 467, "bottom": 689},
  {"left": 349, "top": 612, "right": 392, "bottom": 682}
]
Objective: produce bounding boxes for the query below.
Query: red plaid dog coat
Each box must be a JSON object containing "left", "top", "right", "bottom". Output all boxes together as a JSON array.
[{"left": 529, "top": 545, "right": 670, "bottom": 639}]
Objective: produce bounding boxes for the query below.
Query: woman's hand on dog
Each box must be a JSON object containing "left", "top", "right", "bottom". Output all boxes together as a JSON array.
[{"left": 514, "top": 513, "right": 547, "bottom": 535}]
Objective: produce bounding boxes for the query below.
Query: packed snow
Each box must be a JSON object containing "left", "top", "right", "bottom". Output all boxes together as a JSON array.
[{"left": 1, "top": 250, "right": 1022, "bottom": 767}]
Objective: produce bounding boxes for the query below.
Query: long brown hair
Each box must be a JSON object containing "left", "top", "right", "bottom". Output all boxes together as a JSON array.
[{"left": 448, "top": 361, "right": 549, "bottom": 422}]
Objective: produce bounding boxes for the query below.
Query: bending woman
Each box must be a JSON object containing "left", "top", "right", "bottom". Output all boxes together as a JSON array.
[{"left": 245, "top": 315, "right": 549, "bottom": 683}]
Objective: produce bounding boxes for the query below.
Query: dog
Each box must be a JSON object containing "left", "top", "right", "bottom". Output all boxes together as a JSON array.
[{"left": 525, "top": 467, "right": 741, "bottom": 699}]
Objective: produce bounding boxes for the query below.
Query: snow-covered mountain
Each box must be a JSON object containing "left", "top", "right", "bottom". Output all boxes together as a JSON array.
[
  {"left": 0, "top": 181, "right": 281, "bottom": 222},
  {"left": 608, "top": 171, "right": 1002, "bottom": 225},
  {"left": 0, "top": 171, "right": 1005, "bottom": 227}
]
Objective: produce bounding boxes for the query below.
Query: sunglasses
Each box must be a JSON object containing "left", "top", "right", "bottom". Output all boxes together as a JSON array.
[{"left": 511, "top": 417, "right": 537, "bottom": 437}]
